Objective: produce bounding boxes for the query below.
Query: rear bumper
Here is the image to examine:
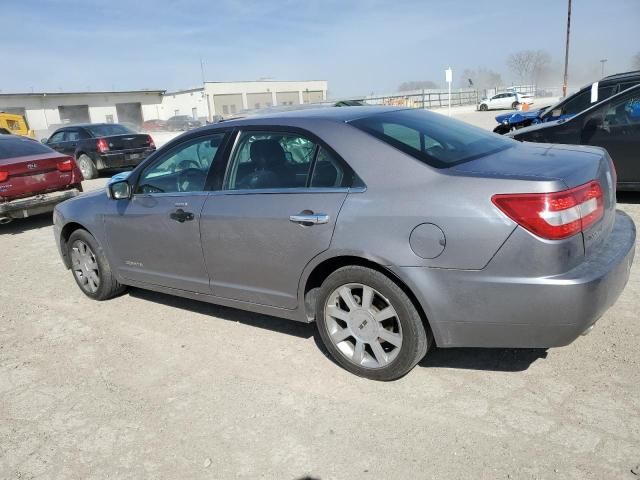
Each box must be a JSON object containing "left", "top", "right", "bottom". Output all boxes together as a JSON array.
[
  {"left": 399, "top": 211, "right": 636, "bottom": 348},
  {"left": 96, "top": 149, "right": 154, "bottom": 169},
  {"left": 0, "top": 188, "right": 81, "bottom": 219}
]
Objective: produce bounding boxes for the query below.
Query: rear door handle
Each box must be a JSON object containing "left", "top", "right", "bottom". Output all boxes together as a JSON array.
[
  {"left": 289, "top": 213, "right": 330, "bottom": 225},
  {"left": 170, "top": 208, "right": 194, "bottom": 223}
]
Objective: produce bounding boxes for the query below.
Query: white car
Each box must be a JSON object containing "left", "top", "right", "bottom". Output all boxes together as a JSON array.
[{"left": 478, "top": 92, "right": 533, "bottom": 111}]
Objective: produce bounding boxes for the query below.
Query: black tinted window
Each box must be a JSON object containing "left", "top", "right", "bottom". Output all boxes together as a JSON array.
[
  {"left": 48, "top": 131, "right": 65, "bottom": 143},
  {"left": 350, "top": 109, "right": 513, "bottom": 168},
  {"left": 86, "top": 124, "right": 134, "bottom": 136},
  {"left": 0, "top": 137, "right": 53, "bottom": 160}
]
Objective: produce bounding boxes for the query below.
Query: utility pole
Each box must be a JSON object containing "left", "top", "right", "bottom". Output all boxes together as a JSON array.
[
  {"left": 600, "top": 59, "right": 607, "bottom": 77},
  {"left": 562, "top": 0, "right": 572, "bottom": 97},
  {"left": 200, "top": 57, "right": 206, "bottom": 85}
]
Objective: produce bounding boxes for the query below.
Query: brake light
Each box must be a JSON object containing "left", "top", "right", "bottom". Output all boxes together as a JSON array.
[
  {"left": 146, "top": 135, "right": 155, "bottom": 149},
  {"left": 0, "top": 171, "right": 8, "bottom": 182},
  {"left": 96, "top": 138, "right": 109, "bottom": 153},
  {"left": 56, "top": 158, "right": 75, "bottom": 172},
  {"left": 492, "top": 181, "right": 604, "bottom": 240}
]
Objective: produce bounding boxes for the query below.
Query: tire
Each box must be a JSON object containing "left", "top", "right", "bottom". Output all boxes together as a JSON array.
[
  {"left": 479, "top": 104, "right": 488, "bottom": 111},
  {"left": 493, "top": 124, "right": 511, "bottom": 135},
  {"left": 67, "top": 229, "right": 126, "bottom": 301},
  {"left": 512, "top": 101, "right": 519, "bottom": 110},
  {"left": 77, "top": 154, "right": 98, "bottom": 180},
  {"left": 316, "top": 266, "right": 429, "bottom": 381}
]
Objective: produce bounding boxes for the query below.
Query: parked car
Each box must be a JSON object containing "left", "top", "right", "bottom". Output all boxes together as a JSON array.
[
  {"left": 494, "top": 70, "right": 640, "bottom": 134},
  {"left": 44, "top": 123, "right": 156, "bottom": 180},
  {"left": 142, "top": 119, "right": 168, "bottom": 131},
  {"left": 0, "top": 135, "right": 83, "bottom": 223},
  {"left": 510, "top": 84, "right": 640, "bottom": 191},
  {"left": 0, "top": 112, "right": 35, "bottom": 138},
  {"left": 53, "top": 106, "right": 635, "bottom": 380},
  {"left": 477, "top": 91, "right": 531, "bottom": 111},
  {"left": 166, "top": 115, "right": 202, "bottom": 131}
]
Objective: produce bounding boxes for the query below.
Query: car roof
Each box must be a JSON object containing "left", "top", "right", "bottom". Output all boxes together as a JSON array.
[
  {"left": 601, "top": 70, "right": 640, "bottom": 81},
  {"left": 218, "top": 105, "right": 406, "bottom": 125}
]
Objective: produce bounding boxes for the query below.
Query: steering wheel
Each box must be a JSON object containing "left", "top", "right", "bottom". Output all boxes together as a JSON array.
[
  {"left": 173, "top": 159, "right": 200, "bottom": 173},
  {"left": 176, "top": 167, "right": 206, "bottom": 192}
]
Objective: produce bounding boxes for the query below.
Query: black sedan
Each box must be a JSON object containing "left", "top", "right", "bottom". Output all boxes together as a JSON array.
[
  {"left": 510, "top": 84, "right": 640, "bottom": 191},
  {"left": 44, "top": 123, "right": 155, "bottom": 179}
]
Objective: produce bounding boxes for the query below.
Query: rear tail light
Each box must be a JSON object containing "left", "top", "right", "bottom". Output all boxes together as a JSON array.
[
  {"left": 492, "top": 181, "right": 604, "bottom": 240},
  {"left": 0, "top": 171, "right": 8, "bottom": 182},
  {"left": 96, "top": 138, "right": 109, "bottom": 153},
  {"left": 56, "top": 158, "right": 75, "bottom": 172},
  {"left": 146, "top": 135, "right": 155, "bottom": 149}
]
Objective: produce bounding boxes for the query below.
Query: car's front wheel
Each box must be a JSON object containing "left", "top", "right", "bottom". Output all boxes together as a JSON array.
[
  {"left": 68, "top": 229, "right": 126, "bottom": 300},
  {"left": 479, "top": 104, "right": 488, "bottom": 111},
  {"left": 316, "top": 266, "right": 430, "bottom": 381},
  {"left": 77, "top": 154, "right": 98, "bottom": 180}
]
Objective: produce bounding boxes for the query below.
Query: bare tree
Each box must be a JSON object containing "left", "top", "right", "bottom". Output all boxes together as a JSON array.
[
  {"left": 459, "top": 67, "right": 503, "bottom": 90},
  {"left": 398, "top": 80, "right": 439, "bottom": 92},
  {"left": 633, "top": 52, "right": 640, "bottom": 69},
  {"left": 507, "top": 50, "right": 551, "bottom": 84}
]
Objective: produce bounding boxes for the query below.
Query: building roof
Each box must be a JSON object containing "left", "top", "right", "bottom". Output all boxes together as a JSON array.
[{"left": 0, "top": 89, "right": 165, "bottom": 97}]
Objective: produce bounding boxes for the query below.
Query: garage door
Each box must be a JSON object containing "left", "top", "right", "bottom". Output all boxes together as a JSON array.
[
  {"left": 276, "top": 91, "right": 299, "bottom": 106},
  {"left": 213, "top": 94, "right": 243, "bottom": 116},
  {"left": 246, "top": 92, "right": 272, "bottom": 110},
  {"left": 116, "top": 102, "right": 143, "bottom": 126},
  {"left": 58, "top": 105, "right": 90, "bottom": 124}
]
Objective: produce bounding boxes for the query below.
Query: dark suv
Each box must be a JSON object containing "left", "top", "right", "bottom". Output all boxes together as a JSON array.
[
  {"left": 494, "top": 70, "right": 640, "bottom": 133},
  {"left": 45, "top": 123, "right": 155, "bottom": 179}
]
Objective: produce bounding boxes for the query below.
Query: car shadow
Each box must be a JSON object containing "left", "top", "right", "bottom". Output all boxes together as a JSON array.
[
  {"left": 310, "top": 328, "right": 546, "bottom": 374},
  {"left": 127, "top": 288, "right": 315, "bottom": 339},
  {"left": 129, "top": 289, "right": 549, "bottom": 373},
  {"left": 418, "top": 346, "right": 547, "bottom": 372},
  {"left": 0, "top": 213, "right": 52, "bottom": 234},
  {"left": 617, "top": 191, "right": 640, "bottom": 204}
]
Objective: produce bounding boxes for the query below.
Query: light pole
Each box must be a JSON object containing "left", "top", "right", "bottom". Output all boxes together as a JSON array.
[
  {"left": 600, "top": 59, "right": 607, "bottom": 77},
  {"left": 562, "top": 0, "right": 572, "bottom": 97}
]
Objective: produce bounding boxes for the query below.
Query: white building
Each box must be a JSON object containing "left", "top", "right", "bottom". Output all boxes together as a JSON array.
[
  {"left": 0, "top": 79, "right": 328, "bottom": 136},
  {"left": 0, "top": 90, "right": 165, "bottom": 135}
]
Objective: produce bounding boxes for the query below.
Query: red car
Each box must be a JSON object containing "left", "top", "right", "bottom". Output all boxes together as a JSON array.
[
  {"left": 0, "top": 135, "right": 83, "bottom": 224},
  {"left": 142, "top": 119, "right": 168, "bottom": 132}
]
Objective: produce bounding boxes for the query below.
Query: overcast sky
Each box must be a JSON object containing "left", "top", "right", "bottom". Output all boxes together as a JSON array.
[{"left": 2, "top": 0, "right": 638, "bottom": 97}]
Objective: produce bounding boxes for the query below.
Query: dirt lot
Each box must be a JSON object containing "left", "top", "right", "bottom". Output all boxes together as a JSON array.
[{"left": 1, "top": 114, "right": 639, "bottom": 479}]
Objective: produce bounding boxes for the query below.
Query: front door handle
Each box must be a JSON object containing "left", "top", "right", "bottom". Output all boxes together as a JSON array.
[
  {"left": 289, "top": 212, "right": 330, "bottom": 225},
  {"left": 170, "top": 208, "right": 194, "bottom": 223}
]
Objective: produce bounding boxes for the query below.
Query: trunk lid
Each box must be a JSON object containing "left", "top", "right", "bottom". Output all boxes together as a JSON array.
[
  {"left": 0, "top": 152, "right": 82, "bottom": 201},
  {"left": 102, "top": 133, "right": 153, "bottom": 151},
  {"left": 450, "top": 141, "right": 616, "bottom": 255}
]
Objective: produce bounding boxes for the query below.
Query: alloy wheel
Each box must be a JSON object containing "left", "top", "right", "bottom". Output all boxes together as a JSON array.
[
  {"left": 70, "top": 240, "right": 100, "bottom": 293},
  {"left": 324, "top": 283, "right": 403, "bottom": 369}
]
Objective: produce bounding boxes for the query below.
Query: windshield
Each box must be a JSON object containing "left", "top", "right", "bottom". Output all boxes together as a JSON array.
[
  {"left": 0, "top": 136, "right": 53, "bottom": 159},
  {"left": 86, "top": 124, "right": 135, "bottom": 137},
  {"left": 350, "top": 109, "right": 514, "bottom": 168}
]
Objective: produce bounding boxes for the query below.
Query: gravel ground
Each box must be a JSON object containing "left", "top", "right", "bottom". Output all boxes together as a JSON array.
[{"left": 0, "top": 111, "right": 639, "bottom": 480}]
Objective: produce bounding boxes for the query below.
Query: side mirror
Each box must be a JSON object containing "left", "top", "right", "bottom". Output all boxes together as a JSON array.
[
  {"left": 107, "top": 180, "right": 131, "bottom": 200},
  {"left": 41, "top": 138, "right": 48, "bottom": 144}
]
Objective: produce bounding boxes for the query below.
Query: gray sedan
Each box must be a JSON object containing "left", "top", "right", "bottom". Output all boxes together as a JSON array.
[{"left": 53, "top": 107, "right": 636, "bottom": 380}]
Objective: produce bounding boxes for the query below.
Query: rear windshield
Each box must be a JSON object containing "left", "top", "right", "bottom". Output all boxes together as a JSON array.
[
  {"left": 349, "top": 109, "right": 513, "bottom": 168},
  {"left": 0, "top": 137, "right": 53, "bottom": 160},
  {"left": 86, "top": 124, "right": 134, "bottom": 137}
]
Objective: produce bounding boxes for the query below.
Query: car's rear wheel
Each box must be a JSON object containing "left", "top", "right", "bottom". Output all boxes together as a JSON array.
[
  {"left": 316, "top": 266, "right": 429, "bottom": 381},
  {"left": 77, "top": 154, "right": 98, "bottom": 180},
  {"left": 479, "top": 104, "right": 488, "bottom": 111},
  {"left": 512, "top": 101, "right": 519, "bottom": 110},
  {"left": 68, "top": 229, "right": 126, "bottom": 300}
]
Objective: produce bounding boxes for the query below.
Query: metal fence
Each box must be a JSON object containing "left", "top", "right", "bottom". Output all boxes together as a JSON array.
[{"left": 363, "top": 89, "right": 479, "bottom": 109}]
